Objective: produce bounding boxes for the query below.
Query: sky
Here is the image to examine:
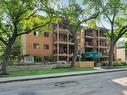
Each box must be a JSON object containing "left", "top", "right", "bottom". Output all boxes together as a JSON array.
[
  {"left": 38, "top": 0, "right": 111, "bottom": 30},
  {"left": 59, "top": 0, "right": 111, "bottom": 29}
]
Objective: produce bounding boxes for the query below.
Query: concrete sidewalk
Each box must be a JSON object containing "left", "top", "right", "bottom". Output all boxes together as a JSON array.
[{"left": 0, "top": 68, "right": 127, "bottom": 83}]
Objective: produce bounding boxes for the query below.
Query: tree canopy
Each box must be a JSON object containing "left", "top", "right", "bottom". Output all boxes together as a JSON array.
[
  {"left": 86, "top": 0, "right": 127, "bottom": 67},
  {"left": 49, "top": 0, "right": 100, "bottom": 67},
  {"left": 0, "top": 0, "right": 59, "bottom": 74}
]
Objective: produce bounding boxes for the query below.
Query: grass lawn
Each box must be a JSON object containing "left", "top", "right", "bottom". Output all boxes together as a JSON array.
[
  {"left": 114, "top": 65, "right": 127, "bottom": 68},
  {"left": 0, "top": 67, "right": 94, "bottom": 78}
]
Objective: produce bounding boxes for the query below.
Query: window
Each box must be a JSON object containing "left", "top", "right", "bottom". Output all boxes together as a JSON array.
[
  {"left": 44, "top": 44, "right": 49, "bottom": 50},
  {"left": 33, "top": 31, "right": 40, "bottom": 36},
  {"left": 33, "top": 44, "right": 39, "bottom": 49},
  {"left": 44, "top": 32, "right": 49, "bottom": 37},
  {"left": 24, "top": 56, "right": 34, "bottom": 62}
]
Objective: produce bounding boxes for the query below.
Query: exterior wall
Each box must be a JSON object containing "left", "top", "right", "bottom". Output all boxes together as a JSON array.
[
  {"left": 23, "top": 56, "right": 34, "bottom": 63},
  {"left": 79, "top": 28, "right": 109, "bottom": 63},
  {"left": 117, "top": 48, "right": 126, "bottom": 62},
  {"left": 116, "top": 37, "right": 126, "bottom": 62},
  {"left": 21, "top": 23, "right": 109, "bottom": 63},
  {"left": 77, "top": 30, "right": 85, "bottom": 53},
  {"left": 8, "top": 64, "right": 71, "bottom": 71},
  {"left": 75, "top": 61, "right": 94, "bottom": 67},
  {"left": 53, "top": 23, "right": 74, "bottom": 61},
  {"left": 22, "top": 31, "right": 53, "bottom": 58},
  {"left": 21, "top": 34, "right": 27, "bottom": 55}
]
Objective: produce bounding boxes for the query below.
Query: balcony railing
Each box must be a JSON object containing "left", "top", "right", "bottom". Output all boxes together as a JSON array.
[
  {"left": 85, "top": 32, "right": 93, "bottom": 37},
  {"left": 85, "top": 42, "right": 94, "bottom": 46}
]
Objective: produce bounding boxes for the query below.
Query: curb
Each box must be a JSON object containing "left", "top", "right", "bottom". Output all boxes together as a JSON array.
[{"left": 0, "top": 68, "right": 127, "bottom": 84}]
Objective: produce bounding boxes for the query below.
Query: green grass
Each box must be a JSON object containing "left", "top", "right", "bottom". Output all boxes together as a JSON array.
[
  {"left": 0, "top": 67, "right": 94, "bottom": 78},
  {"left": 113, "top": 63, "right": 127, "bottom": 68},
  {"left": 114, "top": 65, "right": 127, "bottom": 68}
]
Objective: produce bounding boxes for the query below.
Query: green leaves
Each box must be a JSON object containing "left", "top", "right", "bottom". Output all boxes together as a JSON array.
[
  {"left": 87, "top": 20, "right": 97, "bottom": 29},
  {"left": 0, "top": 0, "right": 59, "bottom": 42},
  {"left": 57, "top": 0, "right": 99, "bottom": 32},
  {"left": 0, "top": 42, "right": 5, "bottom": 58}
]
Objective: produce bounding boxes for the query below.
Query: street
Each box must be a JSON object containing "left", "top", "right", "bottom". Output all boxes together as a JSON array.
[{"left": 0, "top": 71, "right": 127, "bottom": 95}]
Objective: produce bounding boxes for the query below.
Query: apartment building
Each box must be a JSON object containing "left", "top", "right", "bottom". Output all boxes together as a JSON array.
[
  {"left": 21, "top": 23, "right": 109, "bottom": 63},
  {"left": 21, "top": 31, "right": 53, "bottom": 63},
  {"left": 116, "top": 38, "right": 126, "bottom": 62},
  {"left": 52, "top": 23, "right": 75, "bottom": 62},
  {"left": 78, "top": 28, "right": 109, "bottom": 63}
]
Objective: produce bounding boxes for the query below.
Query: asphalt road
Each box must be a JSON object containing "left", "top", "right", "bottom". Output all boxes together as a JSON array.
[{"left": 0, "top": 71, "right": 127, "bottom": 95}]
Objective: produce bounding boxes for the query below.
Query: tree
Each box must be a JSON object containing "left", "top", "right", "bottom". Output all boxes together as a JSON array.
[
  {"left": 10, "top": 37, "right": 22, "bottom": 61},
  {"left": 87, "top": 0, "right": 127, "bottom": 68},
  {"left": 54, "top": 0, "right": 100, "bottom": 67},
  {"left": 101, "top": 0, "right": 127, "bottom": 68},
  {"left": 0, "top": 38, "right": 21, "bottom": 63},
  {"left": 0, "top": 0, "right": 57, "bottom": 74},
  {"left": 123, "top": 38, "right": 127, "bottom": 60},
  {"left": 0, "top": 42, "right": 4, "bottom": 59}
]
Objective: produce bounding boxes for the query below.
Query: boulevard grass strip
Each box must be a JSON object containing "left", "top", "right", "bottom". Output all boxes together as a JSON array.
[
  {"left": 114, "top": 65, "right": 127, "bottom": 68},
  {"left": 113, "top": 63, "right": 127, "bottom": 68},
  {"left": 0, "top": 67, "right": 94, "bottom": 78}
]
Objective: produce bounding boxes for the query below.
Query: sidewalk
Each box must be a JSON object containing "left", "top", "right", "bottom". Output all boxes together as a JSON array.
[{"left": 0, "top": 68, "right": 127, "bottom": 83}]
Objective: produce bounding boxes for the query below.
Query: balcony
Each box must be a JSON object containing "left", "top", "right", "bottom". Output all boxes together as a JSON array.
[
  {"left": 53, "top": 32, "right": 74, "bottom": 45},
  {"left": 99, "top": 42, "right": 109, "bottom": 48},
  {"left": 54, "top": 41, "right": 74, "bottom": 45},
  {"left": 99, "top": 30, "right": 107, "bottom": 37},
  {"left": 85, "top": 30, "right": 93, "bottom": 37},
  {"left": 85, "top": 41, "right": 94, "bottom": 47},
  {"left": 53, "top": 28, "right": 68, "bottom": 33},
  {"left": 53, "top": 50, "right": 73, "bottom": 56}
]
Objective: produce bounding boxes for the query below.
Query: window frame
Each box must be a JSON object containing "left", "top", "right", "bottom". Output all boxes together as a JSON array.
[
  {"left": 44, "top": 44, "right": 49, "bottom": 50},
  {"left": 44, "top": 32, "right": 49, "bottom": 37},
  {"left": 33, "top": 43, "right": 40, "bottom": 49},
  {"left": 33, "top": 31, "right": 40, "bottom": 36}
]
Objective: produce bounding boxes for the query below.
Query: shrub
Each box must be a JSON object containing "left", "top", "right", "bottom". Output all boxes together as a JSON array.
[
  {"left": 101, "top": 62, "right": 107, "bottom": 66},
  {"left": 34, "top": 56, "right": 42, "bottom": 62},
  {"left": 113, "top": 62, "right": 127, "bottom": 66},
  {"left": 121, "top": 62, "right": 127, "bottom": 65}
]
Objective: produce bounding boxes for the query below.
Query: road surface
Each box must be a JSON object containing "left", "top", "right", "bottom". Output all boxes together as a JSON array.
[{"left": 0, "top": 71, "right": 127, "bottom": 95}]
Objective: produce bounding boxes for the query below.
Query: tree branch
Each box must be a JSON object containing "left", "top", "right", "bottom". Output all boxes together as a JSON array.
[
  {"left": 112, "top": 9, "right": 116, "bottom": 24},
  {"left": 0, "top": 28, "right": 11, "bottom": 39},
  {"left": 114, "top": 26, "right": 127, "bottom": 44},
  {"left": 24, "top": 9, "right": 39, "bottom": 20},
  {"left": 116, "top": 25, "right": 127, "bottom": 38},
  {"left": 0, "top": 37, "right": 7, "bottom": 45},
  {"left": 105, "top": 13, "right": 112, "bottom": 24},
  {"left": 74, "top": 12, "right": 100, "bottom": 33},
  {"left": 82, "top": 12, "right": 99, "bottom": 23},
  {"left": 17, "top": 9, "right": 33, "bottom": 23},
  {"left": 100, "top": 21, "right": 111, "bottom": 38},
  {"left": 17, "top": 20, "right": 51, "bottom": 36},
  {"left": 59, "top": 22, "right": 74, "bottom": 35}
]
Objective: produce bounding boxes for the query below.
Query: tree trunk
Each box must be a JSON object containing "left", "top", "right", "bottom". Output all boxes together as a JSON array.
[
  {"left": 1, "top": 39, "right": 15, "bottom": 75},
  {"left": 108, "top": 40, "right": 114, "bottom": 69},
  {"left": 71, "top": 33, "right": 78, "bottom": 68},
  {"left": 1, "top": 47, "right": 11, "bottom": 74}
]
